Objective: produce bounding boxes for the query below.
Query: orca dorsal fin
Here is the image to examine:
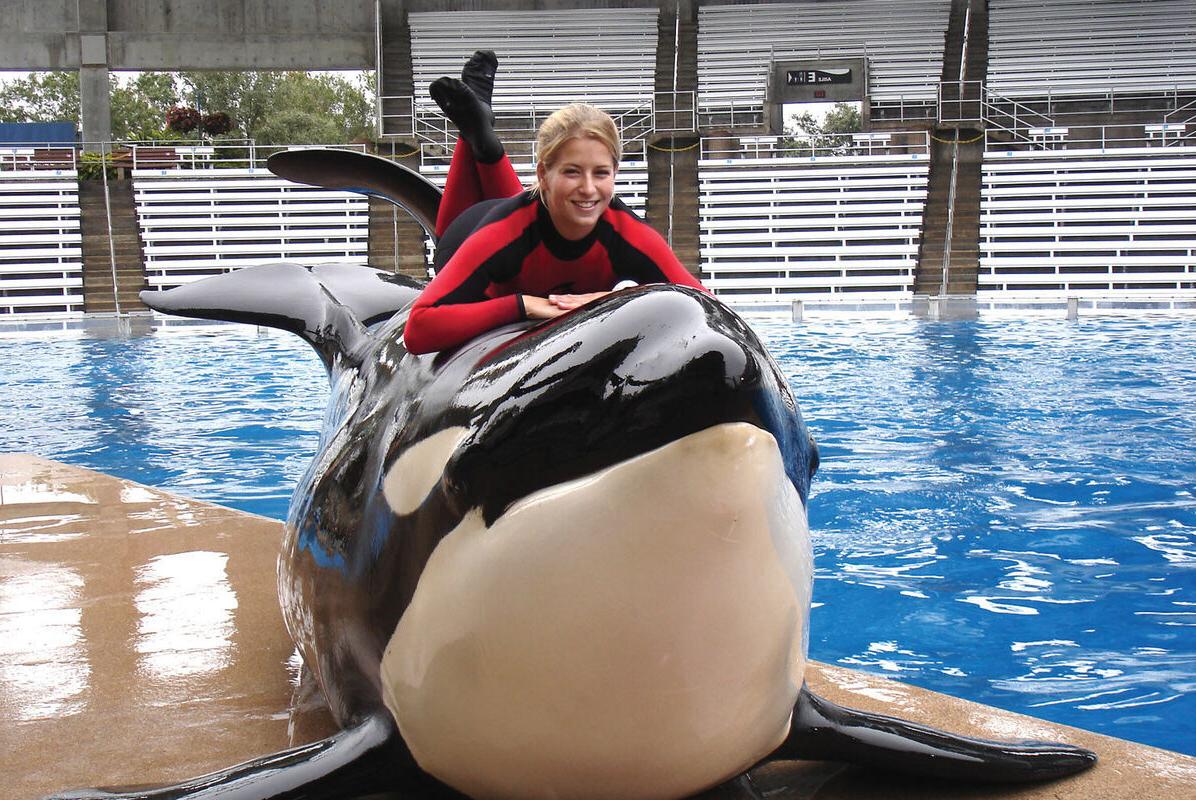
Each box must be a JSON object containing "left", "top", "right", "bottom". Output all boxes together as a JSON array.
[{"left": 139, "top": 263, "right": 424, "bottom": 372}]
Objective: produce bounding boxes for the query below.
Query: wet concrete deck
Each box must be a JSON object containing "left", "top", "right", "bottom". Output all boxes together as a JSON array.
[{"left": 3, "top": 453, "right": 1193, "bottom": 800}]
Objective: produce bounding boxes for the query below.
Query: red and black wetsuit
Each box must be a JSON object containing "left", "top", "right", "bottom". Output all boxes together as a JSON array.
[{"left": 404, "top": 190, "right": 707, "bottom": 354}]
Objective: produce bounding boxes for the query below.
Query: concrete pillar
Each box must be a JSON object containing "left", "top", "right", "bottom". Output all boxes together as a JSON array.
[{"left": 77, "top": 0, "right": 111, "bottom": 150}]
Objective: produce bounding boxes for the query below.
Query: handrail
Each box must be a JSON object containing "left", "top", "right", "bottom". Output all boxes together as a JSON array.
[
  {"left": 939, "top": 3, "right": 971, "bottom": 297},
  {"left": 983, "top": 121, "right": 1196, "bottom": 152},
  {"left": 700, "top": 130, "right": 930, "bottom": 160},
  {"left": 667, "top": 7, "right": 681, "bottom": 247},
  {"left": 98, "top": 140, "right": 122, "bottom": 317},
  {"left": 0, "top": 141, "right": 379, "bottom": 173},
  {"left": 1164, "top": 95, "right": 1196, "bottom": 127}
]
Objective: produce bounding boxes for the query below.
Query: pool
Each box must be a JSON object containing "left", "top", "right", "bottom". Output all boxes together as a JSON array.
[{"left": 2, "top": 314, "right": 1194, "bottom": 756}]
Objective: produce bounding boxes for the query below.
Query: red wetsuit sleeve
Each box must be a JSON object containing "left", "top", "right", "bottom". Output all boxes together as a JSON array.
[
  {"left": 606, "top": 203, "right": 709, "bottom": 292},
  {"left": 404, "top": 204, "right": 535, "bottom": 355}
]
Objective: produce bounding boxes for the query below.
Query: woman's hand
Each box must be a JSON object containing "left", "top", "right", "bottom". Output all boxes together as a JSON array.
[
  {"left": 522, "top": 295, "right": 568, "bottom": 319},
  {"left": 548, "top": 292, "right": 609, "bottom": 311},
  {"left": 523, "top": 292, "right": 611, "bottom": 319}
]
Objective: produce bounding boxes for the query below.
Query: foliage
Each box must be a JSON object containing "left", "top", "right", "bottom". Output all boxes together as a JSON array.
[
  {"left": 166, "top": 106, "right": 203, "bottom": 133},
  {"left": 76, "top": 150, "right": 116, "bottom": 181},
  {"left": 178, "top": 70, "right": 375, "bottom": 145},
  {"left": 202, "top": 112, "right": 234, "bottom": 136},
  {"left": 0, "top": 72, "right": 80, "bottom": 124},
  {"left": 110, "top": 72, "right": 178, "bottom": 140},
  {"left": 0, "top": 69, "right": 375, "bottom": 146},
  {"left": 780, "top": 102, "right": 863, "bottom": 156}
]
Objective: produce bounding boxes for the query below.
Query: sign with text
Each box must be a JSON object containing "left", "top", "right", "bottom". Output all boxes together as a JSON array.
[{"left": 771, "top": 58, "right": 867, "bottom": 104}]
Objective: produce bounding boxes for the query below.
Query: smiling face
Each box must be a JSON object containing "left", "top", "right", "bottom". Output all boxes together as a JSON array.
[{"left": 536, "top": 136, "right": 618, "bottom": 240}]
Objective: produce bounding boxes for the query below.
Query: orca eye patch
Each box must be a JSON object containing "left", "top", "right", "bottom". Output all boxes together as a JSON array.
[{"left": 382, "top": 427, "right": 469, "bottom": 515}]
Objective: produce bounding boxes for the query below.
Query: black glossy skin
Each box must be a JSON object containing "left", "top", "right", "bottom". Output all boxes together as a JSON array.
[
  {"left": 57, "top": 262, "right": 1095, "bottom": 799},
  {"left": 279, "top": 283, "right": 817, "bottom": 727}
]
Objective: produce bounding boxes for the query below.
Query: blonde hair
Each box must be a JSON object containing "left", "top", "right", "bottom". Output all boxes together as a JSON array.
[{"left": 533, "top": 103, "right": 621, "bottom": 194}]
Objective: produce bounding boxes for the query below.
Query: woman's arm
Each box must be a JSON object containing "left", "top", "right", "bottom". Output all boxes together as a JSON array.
[
  {"left": 606, "top": 202, "right": 709, "bottom": 293},
  {"left": 404, "top": 291, "right": 524, "bottom": 355}
]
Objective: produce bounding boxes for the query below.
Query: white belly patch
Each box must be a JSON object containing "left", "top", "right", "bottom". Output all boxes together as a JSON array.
[{"left": 380, "top": 422, "right": 813, "bottom": 800}]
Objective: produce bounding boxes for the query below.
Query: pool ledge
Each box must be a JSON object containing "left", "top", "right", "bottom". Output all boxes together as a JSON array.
[{"left": 3, "top": 453, "right": 1193, "bottom": 799}]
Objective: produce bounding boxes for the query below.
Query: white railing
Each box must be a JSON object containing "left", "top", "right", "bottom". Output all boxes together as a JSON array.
[
  {"left": 984, "top": 122, "right": 1196, "bottom": 152},
  {"left": 0, "top": 146, "right": 77, "bottom": 172},
  {"left": 701, "top": 130, "right": 930, "bottom": 161}
]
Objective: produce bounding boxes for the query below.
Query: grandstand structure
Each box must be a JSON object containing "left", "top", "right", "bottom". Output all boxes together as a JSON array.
[
  {"left": 0, "top": 162, "right": 83, "bottom": 315},
  {"left": 696, "top": 1, "right": 952, "bottom": 126},
  {"left": 133, "top": 165, "right": 371, "bottom": 292},
  {"left": 3, "top": 0, "right": 1196, "bottom": 318}
]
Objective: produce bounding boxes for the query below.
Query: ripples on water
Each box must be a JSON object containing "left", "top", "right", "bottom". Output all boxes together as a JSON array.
[
  {"left": 1, "top": 327, "right": 327, "bottom": 519},
  {"left": 754, "top": 315, "right": 1196, "bottom": 756},
  {"left": 1, "top": 316, "right": 1194, "bottom": 755}
]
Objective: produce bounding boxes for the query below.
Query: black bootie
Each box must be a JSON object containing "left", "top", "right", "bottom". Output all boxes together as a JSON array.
[
  {"left": 461, "top": 50, "right": 498, "bottom": 109},
  {"left": 429, "top": 77, "right": 504, "bottom": 164}
]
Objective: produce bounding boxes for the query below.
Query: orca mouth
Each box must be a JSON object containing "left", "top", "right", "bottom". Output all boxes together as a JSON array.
[{"left": 436, "top": 286, "right": 818, "bottom": 526}]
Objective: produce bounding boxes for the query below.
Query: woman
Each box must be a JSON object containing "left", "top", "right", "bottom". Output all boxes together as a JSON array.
[{"left": 403, "top": 51, "right": 707, "bottom": 355}]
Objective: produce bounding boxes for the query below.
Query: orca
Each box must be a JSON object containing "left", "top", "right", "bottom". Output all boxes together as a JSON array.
[{"left": 45, "top": 151, "right": 1096, "bottom": 800}]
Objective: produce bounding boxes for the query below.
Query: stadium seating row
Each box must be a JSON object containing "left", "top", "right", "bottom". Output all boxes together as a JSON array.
[
  {"left": 980, "top": 145, "right": 1196, "bottom": 296},
  {"left": 0, "top": 172, "right": 82, "bottom": 316}
]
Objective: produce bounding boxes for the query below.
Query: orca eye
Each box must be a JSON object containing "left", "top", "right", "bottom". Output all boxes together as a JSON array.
[{"left": 382, "top": 427, "right": 470, "bottom": 515}]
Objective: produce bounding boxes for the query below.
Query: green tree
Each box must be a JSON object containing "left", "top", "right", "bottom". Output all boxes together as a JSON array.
[
  {"left": 179, "top": 70, "right": 374, "bottom": 145},
  {"left": 110, "top": 72, "right": 180, "bottom": 140},
  {"left": 0, "top": 71, "right": 80, "bottom": 123},
  {"left": 781, "top": 102, "right": 862, "bottom": 156},
  {"left": 0, "top": 71, "right": 181, "bottom": 140},
  {"left": 0, "top": 69, "right": 374, "bottom": 145}
]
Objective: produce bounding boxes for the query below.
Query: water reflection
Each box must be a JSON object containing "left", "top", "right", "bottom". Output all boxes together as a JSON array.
[
  {"left": 0, "top": 559, "right": 89, "bottom": 720},
  {"left": 134, "top": 551, "right": 237, "bottom": 680}
]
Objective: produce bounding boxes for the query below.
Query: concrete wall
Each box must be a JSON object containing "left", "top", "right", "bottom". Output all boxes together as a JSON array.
[
  {"left": 0, "top": 0, "right": 376, "bottom": 145},
  {"left": 0, "top": 1, "right": 375, "bottom": 71}
]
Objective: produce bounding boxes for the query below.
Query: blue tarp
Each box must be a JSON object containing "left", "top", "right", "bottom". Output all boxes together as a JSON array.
[{"left": 0, "top": 122, "right": 77, "bottom": 145}]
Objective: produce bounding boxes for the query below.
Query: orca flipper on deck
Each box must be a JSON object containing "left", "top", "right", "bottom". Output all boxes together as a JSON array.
[
  {"left": 267, "top": 148, "right": 442, "bottom": 238},
  {"left": 43, "top": 714, "right": 439, "bottom": 800},
  {"left": 769, "top": 684, "right": 1097, "bottom": 783},
  {"left": 139, "top": 263, "right": 423, "bottom": 370}
]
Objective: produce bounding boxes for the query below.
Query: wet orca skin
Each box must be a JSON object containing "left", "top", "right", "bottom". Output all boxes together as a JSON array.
[
  {"left": 42, "top": 151, "right": 1095, "bottom": 798},
  {"left": 44, "top": 268, "right": 1097, "bottom": 800}
]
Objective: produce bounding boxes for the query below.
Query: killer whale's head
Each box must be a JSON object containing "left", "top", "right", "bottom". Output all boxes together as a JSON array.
[
  {"left": 378, "top": 285, "right": 820, "bottom": 800},
  {"left": 382, "top": 284, "right": 818, "bottom": 527}
]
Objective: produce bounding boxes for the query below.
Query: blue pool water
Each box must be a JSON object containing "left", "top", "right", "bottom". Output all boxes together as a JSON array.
[{"left": 2, "top": 315, "right": 1194, "bottom": 756}]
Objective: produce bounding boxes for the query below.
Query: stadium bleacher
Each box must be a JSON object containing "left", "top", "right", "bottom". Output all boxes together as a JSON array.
[
  {"left": 697, "top": 1, "right": 952, "bottom": 124},
  {"left": 699, "top": 136, "right": 931, "bottom": 305},
  {"left": 0, "top": 168, "right": 83, "bottom": 316},
  {"left": 988, "top": 0, "right": 1196, "bottom": 99},
  {"left": 132, "top": 165, "right": 370, "bottom": 291},
  {"left": 980, "top": 142, "right": 1196, "bottom": 297},
  {"left": 6, "top": 1, "right": 1196, "bottom": 317},
  {"left": 408, "top": 8, "right": 659, "bottom": 121}
]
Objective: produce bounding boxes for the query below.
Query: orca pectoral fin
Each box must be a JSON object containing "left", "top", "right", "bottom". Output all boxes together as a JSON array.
[
  {"left": 43, "top": 713, "right": 439, "bottom": 800},
  {"left": 768, "top": 684, "right": 1097, "bottom": 783},
  {"left": 267, "top": 148, "right": 442, "bottom": 239}
]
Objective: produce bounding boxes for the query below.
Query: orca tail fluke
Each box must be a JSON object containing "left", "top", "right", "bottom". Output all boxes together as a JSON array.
[
  {"left": 771, "top": 684, "right": 1097, "bottom": 783},
  {"left": 139, "top": 263, "right": 424, "bottom": 372},
  {"left": 41, "top": 714, "right": 444, "bottom": 800}
]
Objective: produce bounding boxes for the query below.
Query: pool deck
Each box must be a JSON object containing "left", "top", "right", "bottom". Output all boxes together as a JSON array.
[{"left": 2, "top": 453, "right": 1193, "bottom": 800}]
